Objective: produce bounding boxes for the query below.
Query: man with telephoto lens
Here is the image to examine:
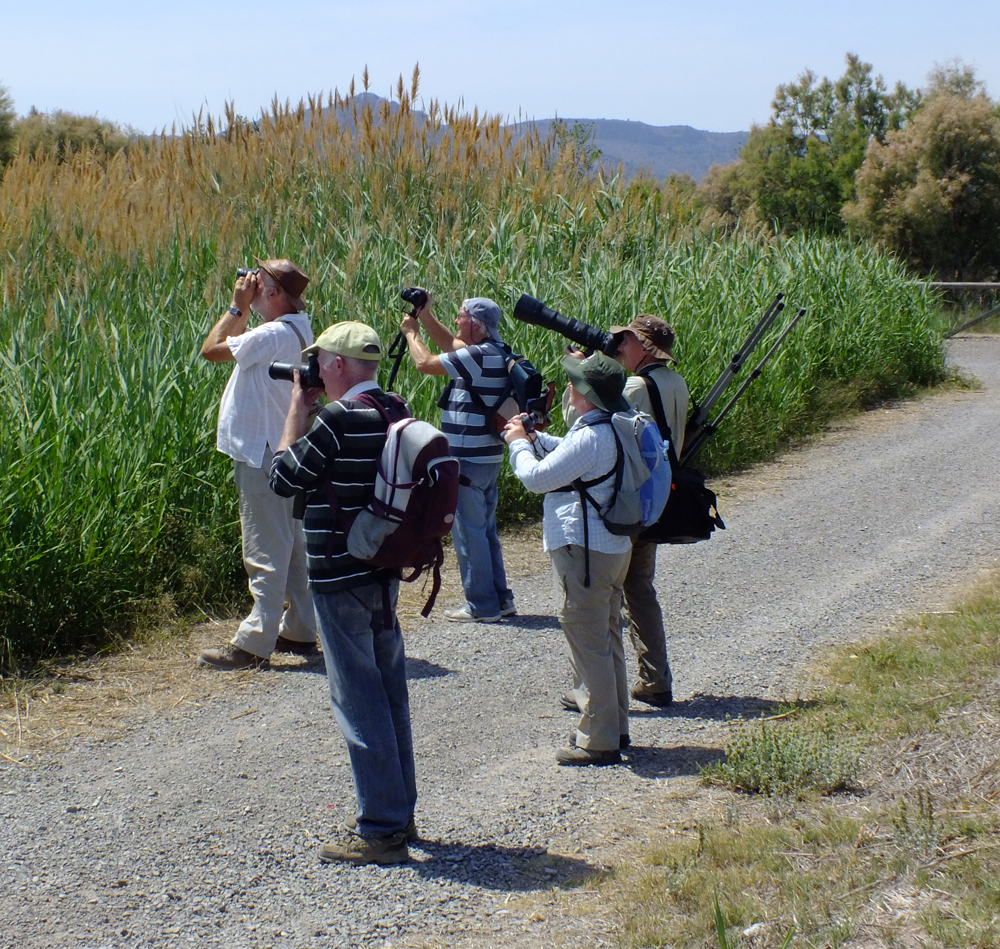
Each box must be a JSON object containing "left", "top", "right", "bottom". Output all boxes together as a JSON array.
[
  {"left": 198, "top": 258, "right": 319, "bottom": 671},
  {"left": 504, "top": 352, "right": 633, "bottom": 766},
  {"left": 562, "top": 316, "right": 688, "bottom": 709},
  {"left": 399, "top": 291, "right": 515, "bottom": 623},
  {"left": 268, "top": 322, "right": 417, "bottom": 866}
]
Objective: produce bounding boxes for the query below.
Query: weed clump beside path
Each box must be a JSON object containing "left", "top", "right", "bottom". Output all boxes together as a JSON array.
[
  {"left": 0, "top": 76, "right": 945, "bottom": 671},
  {"left": 592, "top": 572, "right": 1000, "bottom": 949}
]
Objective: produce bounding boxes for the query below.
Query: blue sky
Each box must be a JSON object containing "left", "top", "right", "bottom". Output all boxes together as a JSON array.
[{"left": 4, "top": 1, "right": 998, "bottom": 133}]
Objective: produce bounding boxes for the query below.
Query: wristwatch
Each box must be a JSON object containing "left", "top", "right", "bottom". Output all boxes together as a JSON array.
[{"left": 228, "top": 305, "right": 242, "bottom": 317}]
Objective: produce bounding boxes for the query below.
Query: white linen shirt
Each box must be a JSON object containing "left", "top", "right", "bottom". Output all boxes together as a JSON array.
[
  {"left": 216, "top": 312, "right": 314, "bottom": 468},
  {"left": 507, "top": 410, "right": 633, "bottom": 555}
]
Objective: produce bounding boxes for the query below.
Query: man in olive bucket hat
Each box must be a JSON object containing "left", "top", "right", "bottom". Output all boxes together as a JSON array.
[
  {"left": 198, "top": 257, "right": 319, "bottom": 670},
  {"left": 561, "top": 315, "right": 689, "bottom": 710}
]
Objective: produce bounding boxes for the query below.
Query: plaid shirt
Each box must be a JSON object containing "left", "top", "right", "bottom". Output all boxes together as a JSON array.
[{"left": 508, "top": 410, "right": 632, "bottom": 555}]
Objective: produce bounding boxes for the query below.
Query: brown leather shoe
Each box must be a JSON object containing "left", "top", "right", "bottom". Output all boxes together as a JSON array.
[
  {"left": 197, "top": 644, "right": 269, "bottom": 671},
  {"left": 555, "top": 746, "right": 621, "bottom": 767},
  {"left": 318, "top": 832, "right": 409, "bottom": 866},
  {"left": 274, "top": 636, "right": 320, "bottom": 658},
  {"left": 630, "top": 682, "right": 673, "bottom": 707}
]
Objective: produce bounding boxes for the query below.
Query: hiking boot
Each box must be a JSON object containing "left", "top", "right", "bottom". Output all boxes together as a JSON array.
[
  {"left": 630, "top": 682, "right": 673, "bottom": 707},
  {"left": 318, "top": 832, "right": 409, "bottom": 866},
  {"left": 444, "top": 605, "right": 501, "bottom": 623},
  {"left": 499, "top": 599, "right": 517, "bottom": 617},
  {"left": 344, "top": 814, "right": 418, "bottom": 843},
  {"left": 197, "top": 644, "right": 269, "bottom": 671},
  {"left": 560, "top": 692, "right": 581, "bottom": 713},
  {"left": 274, "top": 635, "right": 320, "bottom": 658},
  {"left": 555, "top": 746, "right": 621, "bottom": 767},
  {"left": 568, "top": 731, "right": 631, "bottom": 751}
]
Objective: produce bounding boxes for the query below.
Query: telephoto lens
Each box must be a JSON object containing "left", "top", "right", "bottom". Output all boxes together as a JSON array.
[{"left": 512, "top": 294, "right": 619, "bottom": 357}]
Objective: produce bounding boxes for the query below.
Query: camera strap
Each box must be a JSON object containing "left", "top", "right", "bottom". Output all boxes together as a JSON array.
[{"left": 277, "top": 317, "right": 308, "bottom": 352}]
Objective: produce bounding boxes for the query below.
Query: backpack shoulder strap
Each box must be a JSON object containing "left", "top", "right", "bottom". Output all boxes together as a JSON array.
[{"left": 639, "top": 369, "right": 680, "bottom": 469}]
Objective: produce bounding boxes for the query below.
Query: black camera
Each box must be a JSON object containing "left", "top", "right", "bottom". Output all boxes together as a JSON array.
[
  {"left": 269, "top": 351, "right": 322, "bottom": 388},
  {"left": 400, "top": 286, "right": 428, "bottom": 311},
  {"left": 236, "top": 267, "right": 259, "bottom": 278},
  {"left": 512, "top": 294, "right": 619, "bottom": 357}
]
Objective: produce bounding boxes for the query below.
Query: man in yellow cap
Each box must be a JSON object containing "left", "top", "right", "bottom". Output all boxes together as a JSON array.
[
  {"left": 269, "top": 321, "right": 417, "bottom": 867},
  {"left": 199, "top": 258, "right": 318, "bottom": 670}
]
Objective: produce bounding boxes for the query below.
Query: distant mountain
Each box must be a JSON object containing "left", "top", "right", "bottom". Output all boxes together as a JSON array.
[
  {"left": 324, "top": 95, "right": 747, "bottom": 182},
  {"left": 519, "top": 119, "right": 748, "bottom": 182}
]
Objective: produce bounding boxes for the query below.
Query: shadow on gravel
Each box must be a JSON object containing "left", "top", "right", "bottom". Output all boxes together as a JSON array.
[
  {"left": 624, "top": 743, "right": 726, "bottom": 779},
  {"left": 504, "top": 613, "right": 561, "bottom": 632},
  {"left": 407, "top": 840, "right": 596, "bottom": 890},
  {"left": 406, "top": 657, "right": 454, "bottom": 680},
  {"left": 631, "top": 693, "right": 815, "bottom": 722}
]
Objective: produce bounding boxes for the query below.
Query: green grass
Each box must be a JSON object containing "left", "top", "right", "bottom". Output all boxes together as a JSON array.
[{"left": 576, "top": 572, "right": 1000, "bottom": 949}]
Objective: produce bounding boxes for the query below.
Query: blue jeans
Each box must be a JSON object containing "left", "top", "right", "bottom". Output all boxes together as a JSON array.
[
  {"left": 452, "top": 459, "right": 513, "bottom": 618},
  {"left": 313, "top": 580, "right": 417, "bottom": 836}
]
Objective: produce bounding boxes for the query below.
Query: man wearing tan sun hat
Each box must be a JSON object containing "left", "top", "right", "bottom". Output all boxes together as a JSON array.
[
  {"left": 610, "top": 315, "right": 689, "bottom": 707},
  {"left": 198, "top": 257, "right": 319, "bottom": 671}
]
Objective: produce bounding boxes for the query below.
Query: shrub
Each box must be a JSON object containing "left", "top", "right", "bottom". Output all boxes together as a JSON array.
[{"left": 702, "top": 716, "right": 863, "bottom": 796}]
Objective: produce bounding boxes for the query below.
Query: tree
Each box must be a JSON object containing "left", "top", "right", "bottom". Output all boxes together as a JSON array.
[
  {"left": 844, "top": 91, "right": 1000, "bottom": 279},
  {"left": 0, "top": 83, "right": 16, "bottom": 168},
  {"left": 14, "top": 107, "right": 128, "bottom": 162},
  {"left": 697, "top": 54, "right": 919, "bottom": 236}
]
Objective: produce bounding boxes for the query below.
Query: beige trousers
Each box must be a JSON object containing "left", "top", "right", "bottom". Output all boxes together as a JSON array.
[
  {"left": 623, "top": 539, "right": 673, "bottom": 693},
  {"left": 231, "top": 455, "right": 317, "bottom": 658},
  {"left": 551, "top": 544, "right": 632, "bottom": 751}
]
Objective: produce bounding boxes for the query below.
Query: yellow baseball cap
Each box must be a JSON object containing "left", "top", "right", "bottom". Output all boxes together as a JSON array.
[{"left": 305, "top": 322, "right": 383, "bottom": 361}]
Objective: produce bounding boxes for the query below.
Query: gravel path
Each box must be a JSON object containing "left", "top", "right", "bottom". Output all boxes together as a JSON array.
[{"left": 3, "top": 337, "right": 999, "bottom": 949}]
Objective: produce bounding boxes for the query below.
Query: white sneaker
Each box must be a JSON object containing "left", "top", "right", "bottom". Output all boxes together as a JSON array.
[
  {"left": 444, "top": 605, "right": 501, "bottom": 623},
  {"left": 500, "top": 600, "right": 517, "bottom": 617}
]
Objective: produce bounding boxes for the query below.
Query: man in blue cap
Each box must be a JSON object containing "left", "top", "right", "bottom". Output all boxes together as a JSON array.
[{"left": 400, "top": 292, "right": 515, "bottom": 623}]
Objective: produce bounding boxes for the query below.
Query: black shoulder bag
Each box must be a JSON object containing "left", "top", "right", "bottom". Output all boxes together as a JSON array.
[{"left": 637, "top": 370, "right": 725, "bottom": 545}]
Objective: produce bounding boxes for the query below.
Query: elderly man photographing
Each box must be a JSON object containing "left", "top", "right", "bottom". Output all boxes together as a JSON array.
[
  {"left": 399, "top": 292, "right": 515, "bottom": 623},
  {"left": 198, "top": 258, "right": 319, "bottom": 671},
  {"left": 269, "top": 322, "right": 417, "bottom": 866}
]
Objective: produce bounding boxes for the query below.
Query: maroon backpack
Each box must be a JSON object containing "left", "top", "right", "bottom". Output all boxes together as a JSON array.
[{"left": 347, "top": 394, "right": 459, "bottom": 617}]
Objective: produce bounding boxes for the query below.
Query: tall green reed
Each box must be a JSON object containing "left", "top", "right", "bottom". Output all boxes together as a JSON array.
[{"left": 0, "top": 91, "right": 944, "bottom": 671}]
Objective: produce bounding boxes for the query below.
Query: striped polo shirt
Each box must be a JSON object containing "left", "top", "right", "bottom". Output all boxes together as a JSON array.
[
  {"left": 439, "top": 341, "right": 508, "bottom": 462},
  {"left": 269, "top": 385, "right": 402, "bottom": 593}
]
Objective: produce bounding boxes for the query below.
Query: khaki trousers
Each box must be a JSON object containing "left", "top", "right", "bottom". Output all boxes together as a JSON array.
[
  {"left": 551, "top": 544, "right": 631, "bottom": 752},
  {"left": 623, "top": 539, "right": 673, "bottom": 693},
  {"left": 231, "top": 455, "right": 317, "bottom": 658}
]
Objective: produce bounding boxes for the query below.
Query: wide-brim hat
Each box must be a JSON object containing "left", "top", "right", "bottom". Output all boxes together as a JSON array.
[
  {"left": 561, "top": 352, "right": 629, "bottom": 414},
  {"left": 254, "top": 257, "right": 310, "bottom": 304},
  {"left": 305, "top": 321, "right": 383, "bottom": 361},
  {"left": 610, "top": 315, "right": 676, "bottom": 362}
]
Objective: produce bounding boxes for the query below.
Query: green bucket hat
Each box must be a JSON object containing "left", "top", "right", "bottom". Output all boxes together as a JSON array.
[{"left": 561, "top": 351, "right": 629, "bottom": 413}]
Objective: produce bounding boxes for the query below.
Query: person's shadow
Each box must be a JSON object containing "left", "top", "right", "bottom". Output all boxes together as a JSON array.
[
  {"left": 407, "top": 839, "right": 600, "bottom": 890},
  {"left": 631, "top": 692, "right": 815, "bottom": 722},
  {"left": 622, "top": 742, "right": 727, "bottom": 778}
]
